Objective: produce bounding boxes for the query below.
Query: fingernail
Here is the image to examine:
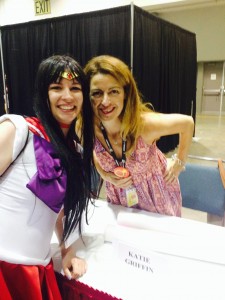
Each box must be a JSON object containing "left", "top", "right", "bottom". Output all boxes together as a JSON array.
[{"left": 66, "top": 274, "right": 72, "bottom": 280}]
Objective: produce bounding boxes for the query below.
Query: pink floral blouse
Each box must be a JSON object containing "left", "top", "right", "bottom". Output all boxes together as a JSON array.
[{"left": 94, "top": 136, "right": 181, "bottom": 217}]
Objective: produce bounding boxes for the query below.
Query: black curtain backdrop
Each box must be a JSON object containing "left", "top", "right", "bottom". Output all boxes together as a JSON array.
[
  {"left": 133, "top": 7, "right": 197, "bottom": 152},
  {"left": 51, "top": 6, "right": 131, "bottom": 66},
  {"left": 0, "top": 5, "right": 197, "bottom": 153},
  {"left": 0, "top": 5, "right": 130, "bottom": 117},
  {"left": 0, "top": 50, "right": 5, "bottom": 115}
]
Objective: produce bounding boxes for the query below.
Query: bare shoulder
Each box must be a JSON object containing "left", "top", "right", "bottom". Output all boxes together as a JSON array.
[
  {"left": 140, "top": 112, "right": 161, "bottom": 144},
  {"left": 141, "top": 112, "right": 194, "bottom": 142},
  {"left": 0, "top": 119, "right": 16, "bottom": 134},
  {"left": 0, "top": 119, "right": 16, "bottom": 149},
  {"left": 142, "top": 111, "right": 193, "bottom": 122},
  {"left": 0, "top": 120, "right": 16, "bottom": 175}
]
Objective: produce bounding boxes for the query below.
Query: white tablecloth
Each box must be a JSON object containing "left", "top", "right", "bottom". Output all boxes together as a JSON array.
[{"left": 51, "top": 200, "right": 225, "bottom": 300}]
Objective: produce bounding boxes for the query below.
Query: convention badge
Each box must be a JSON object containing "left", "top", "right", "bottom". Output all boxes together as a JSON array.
[
  {"left": 114, "top": 167, "right": 130, "bottom": 178},
  {"left": 126, "top": 187, "right": 139, "bottom": 207}
]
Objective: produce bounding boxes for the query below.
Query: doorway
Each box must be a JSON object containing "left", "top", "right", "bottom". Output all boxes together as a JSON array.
[{"left": 201, "top": 61, "right": 225, "bottom": 115}]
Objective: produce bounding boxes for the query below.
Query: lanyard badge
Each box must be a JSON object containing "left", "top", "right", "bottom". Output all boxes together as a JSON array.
[{"left": 100, "top": 123, "right": 138, "bottom": 207}]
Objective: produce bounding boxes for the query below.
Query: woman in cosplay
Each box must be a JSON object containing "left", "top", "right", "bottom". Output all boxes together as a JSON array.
[
  {"left": 0, "top": 55, "right": 94, "bottom": 300},
  {"left": 84, "top": 55, "right": 194, "bottom": 216}
]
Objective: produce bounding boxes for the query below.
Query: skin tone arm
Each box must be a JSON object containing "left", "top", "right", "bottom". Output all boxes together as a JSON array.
[
  {"left": 55, "top": 209, "right": 87, "bottom": 280},
  {"left": 0, "top": 120, "right": 15, "bottom": 175},
  {"left": 142, "top": 113, "right": 195, "bottom": 182},
  {"left": 143, "top": 113, "right": 194, "bottom": 161},
  {"left": 94, "top": 113, "right": 194, "bottom": 188}
]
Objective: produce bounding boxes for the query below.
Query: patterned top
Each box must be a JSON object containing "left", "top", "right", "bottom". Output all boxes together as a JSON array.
[{"left": 94, "top": 136, "right": 181, "bottom": 216}]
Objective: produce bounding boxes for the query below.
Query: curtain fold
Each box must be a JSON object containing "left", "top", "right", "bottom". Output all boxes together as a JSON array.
[
  {"left": 0, "top": 34, "right": 5, "bottom": 115},
  {"left": 133, "top": 6, "right": 197, "bottom": 152},
  {"left": 0, "top": 4, "right": 196, "bottom": 152},
  {"left": 0, "top": 6, "right": 131, "bottom": 116},
  {"left": 0, "top": 63, "right": 4, "bottom": 115},
  {"left": 1, "top": 21, "right": 53, "bottom": 115},
  {"left": 50, "top": 6, "right": 131, "bottom": 67}
]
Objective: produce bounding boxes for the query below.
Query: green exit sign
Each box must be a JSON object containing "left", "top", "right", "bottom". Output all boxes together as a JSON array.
[{"left": 34, "top": 0, "right": 51, "bottom": 16}]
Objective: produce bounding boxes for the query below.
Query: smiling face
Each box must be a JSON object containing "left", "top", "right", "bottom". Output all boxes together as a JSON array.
[
  {"left": 48, "top": 77, "right": 83, "bottom": 126},
  {"left": 90, "top": 73, "right": 125, "bottom": 123}
]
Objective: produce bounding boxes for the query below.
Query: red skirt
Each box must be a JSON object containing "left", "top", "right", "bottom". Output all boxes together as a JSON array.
[{"left": 0, "top": 260, "right": 62, "bottom": 300}]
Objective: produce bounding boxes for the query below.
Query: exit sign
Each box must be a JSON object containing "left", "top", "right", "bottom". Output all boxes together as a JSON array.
[{"left": 34, "top": 0, "right": 51, "bottom": 16}]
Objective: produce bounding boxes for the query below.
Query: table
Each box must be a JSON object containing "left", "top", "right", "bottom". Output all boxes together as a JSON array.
[{"left": 51, "top": 200, "right": 225, "bottom": 300}]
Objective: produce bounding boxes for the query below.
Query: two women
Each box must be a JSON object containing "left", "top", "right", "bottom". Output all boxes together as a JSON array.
[{"left": 0, "top": 53, "right": 194, "bottom": 299}]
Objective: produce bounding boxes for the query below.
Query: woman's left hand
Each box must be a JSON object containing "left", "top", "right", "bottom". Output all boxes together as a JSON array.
[
  {"left": 61, "top": 245, "right": 87, "bottom": 280},
  {"left": 164, "top": 158, "right": 184, "bottom": 183}
]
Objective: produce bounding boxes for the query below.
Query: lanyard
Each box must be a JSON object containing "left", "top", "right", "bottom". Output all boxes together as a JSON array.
[{"left": 100, "top": 122, "right": 127, "bottom": 168}]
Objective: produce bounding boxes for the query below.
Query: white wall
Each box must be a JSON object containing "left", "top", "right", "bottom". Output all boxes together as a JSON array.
[
  {"left": 158, "top": 5, "right": 225, "bottom": 62},
  {"left": 0, "top": 0, "right": 155, "bottom": 26},
  {"left": 0, "top": 0, "right": 124, "bottom": 25}
]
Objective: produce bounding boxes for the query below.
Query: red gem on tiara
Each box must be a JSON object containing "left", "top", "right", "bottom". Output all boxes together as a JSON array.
[{"left": 61, "top": 71, "right": 76, "bottom": 80}]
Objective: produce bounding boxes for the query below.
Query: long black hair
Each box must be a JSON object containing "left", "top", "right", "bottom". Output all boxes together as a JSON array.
[{"left": 33, "top": 54, "right": 94, "bottom": 242}]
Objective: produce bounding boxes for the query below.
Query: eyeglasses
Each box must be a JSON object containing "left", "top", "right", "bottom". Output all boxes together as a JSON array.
[{"left": 90, "top": 87, "right": 123, "bottom": 102}]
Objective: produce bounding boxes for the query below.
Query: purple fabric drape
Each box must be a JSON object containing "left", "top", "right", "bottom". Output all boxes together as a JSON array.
[{"left": 27, "top": 135, "right": 67, "bottom": 213}]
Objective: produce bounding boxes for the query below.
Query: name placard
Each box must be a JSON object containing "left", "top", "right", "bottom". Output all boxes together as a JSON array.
[
  {"left": 113, "top": 239, "right": 169, "bottom": 275},
  {"left": 34, "top": 0, "right": 51, "bottom": 16}
]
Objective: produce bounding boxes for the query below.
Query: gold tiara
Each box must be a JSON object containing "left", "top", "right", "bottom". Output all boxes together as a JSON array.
[{"left": 60, "top": 71, "right": 78, "bottom": 80}]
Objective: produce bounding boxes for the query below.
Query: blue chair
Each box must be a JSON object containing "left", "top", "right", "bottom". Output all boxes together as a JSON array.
[{"left": 179, "top": 160, "right": 225, "bottom": 226}]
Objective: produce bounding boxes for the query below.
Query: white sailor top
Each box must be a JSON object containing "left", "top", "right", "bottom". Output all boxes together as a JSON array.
[{"left": 0, "top": 114, "right": 66, "bottom": 266}]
